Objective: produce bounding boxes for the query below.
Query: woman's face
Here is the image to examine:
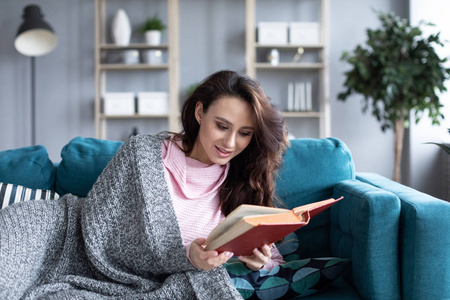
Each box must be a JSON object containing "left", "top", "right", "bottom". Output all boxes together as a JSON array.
[{"left": 190, "top": 96, "right": 255, "bottom": 165}]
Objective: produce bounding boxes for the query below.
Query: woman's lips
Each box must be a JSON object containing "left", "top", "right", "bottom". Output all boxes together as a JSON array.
[{"left": 216, "top": 146, "right": 232, "bottom": 158}]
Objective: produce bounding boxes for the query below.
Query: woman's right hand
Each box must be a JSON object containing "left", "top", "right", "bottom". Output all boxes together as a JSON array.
[{"left": 189, "top": 237, "right": 234, "bottom": 271}]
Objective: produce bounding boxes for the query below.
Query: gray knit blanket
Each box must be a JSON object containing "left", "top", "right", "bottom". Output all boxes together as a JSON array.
[{"left": 0, "top": 134, "right": 242, "bottom": 300}]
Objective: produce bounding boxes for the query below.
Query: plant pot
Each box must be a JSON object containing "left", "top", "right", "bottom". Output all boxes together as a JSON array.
[{"left": 145, "top": 30, "right": 162, "bottom": 45}]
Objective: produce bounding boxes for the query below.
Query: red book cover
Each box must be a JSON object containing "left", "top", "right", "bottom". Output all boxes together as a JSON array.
[
  {"left": 205, "top": 197, "right": 343, "bottom": 256},
  {"left": 214, "top": 222, "right": 306, "bottom": 256}
]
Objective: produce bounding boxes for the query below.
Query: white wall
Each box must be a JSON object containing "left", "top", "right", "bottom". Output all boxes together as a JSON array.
[
  {"left": 3, "top": 0, "right": 431, "bottom": 195},
  {"left": 329, "top": 0, "right": 408, "bottom": 180},
  {"left": 408, "top": 0, "right": 450, "bottom": 200}
]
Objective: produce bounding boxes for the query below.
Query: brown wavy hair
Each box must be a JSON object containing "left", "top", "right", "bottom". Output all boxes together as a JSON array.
[{"left": 173, "top": 70, "right": 288, "bottom": 216}]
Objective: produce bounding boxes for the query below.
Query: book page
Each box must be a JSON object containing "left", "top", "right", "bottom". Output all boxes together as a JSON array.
[
  {"left": 206, "top": 205, "right": 289, "bottom": 243},
  {"left": 205, "top": 211, "right": 303, "bottom": 252},
  {"left": 205, "top": 219, "right": 255, "bottom": 251},
  {"left": 292, "top": 198, "right": 340, "bottom": 217}
]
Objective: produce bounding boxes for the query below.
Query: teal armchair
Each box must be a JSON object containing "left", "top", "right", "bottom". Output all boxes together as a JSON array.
[
  {"left": 275, "top": 138, "right": 401, "bottom": 299},
  {"left": 357, "top": 173, "right": 450, "bottom": 300}
]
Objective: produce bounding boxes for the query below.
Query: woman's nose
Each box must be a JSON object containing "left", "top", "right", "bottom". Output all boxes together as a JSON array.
[{"left": 224, "top": 132, "right": 236, "bottom": 148}]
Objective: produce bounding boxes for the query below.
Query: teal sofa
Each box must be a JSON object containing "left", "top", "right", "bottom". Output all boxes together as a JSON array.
[{"left": 0, "top": 136, "right": 449, "bottom": 299}]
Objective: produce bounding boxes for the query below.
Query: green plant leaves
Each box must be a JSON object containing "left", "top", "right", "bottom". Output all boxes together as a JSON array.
[
  {"left": 338, "top": 11, "right": 450, "bottom": 132},
  {"left": 425, "top": 142, "right": 450, "bottom": 155}
]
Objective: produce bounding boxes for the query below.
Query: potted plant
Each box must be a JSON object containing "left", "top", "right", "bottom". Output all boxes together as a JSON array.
[
  {"left": 138, "top": 14, "right": 166, "bottom": 45},
  {"left": 426, "top": 128, "right": 450, "bottom": 155},
  {"left": 338, "top": 11, "right": 450, "bottom": 182}
]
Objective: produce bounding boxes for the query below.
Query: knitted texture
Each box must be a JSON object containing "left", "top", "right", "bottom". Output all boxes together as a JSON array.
[{"left": 0, "top": 134, "right": 242, "bottom": 300}]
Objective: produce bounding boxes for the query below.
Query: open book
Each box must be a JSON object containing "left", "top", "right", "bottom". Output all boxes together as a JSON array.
[{"left": 205, "top": 197, "right": 343, "bottom": 256}]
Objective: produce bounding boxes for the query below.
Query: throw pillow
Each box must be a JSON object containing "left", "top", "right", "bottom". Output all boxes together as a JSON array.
[
  {"left": 56, "top": 137, "right": 124, "bottom": 197},
  {"left": 0, "top": 182, "right": 59, "bottom": 209},
  {"left": 275, "top": 232, "right": 301, "bottom": 260},
  {"left": 225, "top": 257, "right": 350, "bottom": 300},
  {"left": 224, "top": 233, "right": 351, "bottom": 299},
  {"left": 0, "top": 145, "right": 55, "bottom": 190}
]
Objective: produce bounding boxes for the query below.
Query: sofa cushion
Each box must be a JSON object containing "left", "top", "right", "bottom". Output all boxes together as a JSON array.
[
  {"left": 0, "top": 145, "right": 55, "bottom": 190},
  {"left": 1, "top": 182, "right": 59, "bottom": 209},
  {"left": 275, "top": 138, "right": 355, "bottom": 257},
  {"left": 56, "top": 137, "right": 124, "bottom": 197}
]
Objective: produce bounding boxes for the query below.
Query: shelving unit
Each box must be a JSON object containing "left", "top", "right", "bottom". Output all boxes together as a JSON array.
[
  {"left": 245, "top": 0, "right": 330, "bottom": 138},
  {"left": 94, "top": 0, "right": 179, "bottom": 140}
]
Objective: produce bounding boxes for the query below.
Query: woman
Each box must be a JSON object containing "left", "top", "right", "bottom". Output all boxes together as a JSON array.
[
  {"left": 163, "top": 70, "right": 288, "bottom": 271},
  {"left": 0, "top": 70, "right": 288, "bottom": 299}
]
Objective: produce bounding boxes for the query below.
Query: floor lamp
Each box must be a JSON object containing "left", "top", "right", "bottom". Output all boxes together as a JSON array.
[{"left": 14, "top": 5, "right": 57, "bottom": 146}]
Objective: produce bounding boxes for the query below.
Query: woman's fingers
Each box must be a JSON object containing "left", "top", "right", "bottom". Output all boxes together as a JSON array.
[{"left": 238, "top": 244, "right": 273, "bottom": 271}]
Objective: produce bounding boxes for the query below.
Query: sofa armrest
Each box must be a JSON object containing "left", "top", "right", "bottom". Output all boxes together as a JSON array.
[
  {"left": 332, "top": 179, "right": 401, "bottom": 300},
  {"left": 357, "top": 172, "right": 450, "bottom": 300}
]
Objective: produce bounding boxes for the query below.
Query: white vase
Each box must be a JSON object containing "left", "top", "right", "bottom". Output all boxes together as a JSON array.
[
  {"left": 143, "top": 50, "right": 163, "bottom": 65},
  {"left": 111, "top": 9, "right": 131, "bottom": 46},
  {"left": 145, "top": 30, "right": 162, "bottom": 45}
]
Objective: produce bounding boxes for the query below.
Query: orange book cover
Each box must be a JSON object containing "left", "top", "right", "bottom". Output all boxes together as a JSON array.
[{"left": 204, "top": 197, "right": 343, "bottom": 256}]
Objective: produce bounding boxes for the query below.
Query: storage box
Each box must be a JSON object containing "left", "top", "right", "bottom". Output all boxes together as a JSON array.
[
  {"left": 137, "top": 92, "right": 169, "bottom": 115},
  {"left": 289, "top": 22, "right": 320, "bottom": 45},
  {"left": 258, "top": 22, "right": 288, "bottom": 45},
  {"left": 104, "top": 92, "right": 135, "bottom": 115}
]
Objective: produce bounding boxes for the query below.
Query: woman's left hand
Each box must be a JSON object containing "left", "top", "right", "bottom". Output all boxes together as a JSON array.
[{"left": 238, "top": 243, "right": 273, "bottom": 271}]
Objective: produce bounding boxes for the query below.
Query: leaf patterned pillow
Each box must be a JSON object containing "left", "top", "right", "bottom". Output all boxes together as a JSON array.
[{"left": 225, "top": 257, "right": 350, "bottom": 300}]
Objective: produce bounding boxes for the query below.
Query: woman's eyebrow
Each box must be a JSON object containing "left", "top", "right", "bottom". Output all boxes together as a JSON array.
[{"left": 214, "top": 116, "right": 255, "bottom": 130}]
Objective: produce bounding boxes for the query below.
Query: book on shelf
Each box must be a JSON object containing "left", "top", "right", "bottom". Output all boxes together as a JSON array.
[{"left": 204, "top": 197, "right": 343, "bottom": 256}]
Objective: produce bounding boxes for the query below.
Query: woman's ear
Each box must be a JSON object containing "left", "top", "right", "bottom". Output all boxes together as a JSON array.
[{"left": 194, "top": 101, "right": 203, "bottom": 124}]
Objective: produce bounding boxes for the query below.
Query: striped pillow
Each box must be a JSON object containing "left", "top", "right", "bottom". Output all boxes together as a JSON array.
[{"left": 0, "top": 182, "right": 59, "bottom": 209}]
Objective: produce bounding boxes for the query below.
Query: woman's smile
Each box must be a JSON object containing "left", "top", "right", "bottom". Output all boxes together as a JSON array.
[
  {"left": 215, "top": 146, "right": 232, "bottom": 158},
  {"left": 189, "top": 96, "right": 255, "bottom": 165}
]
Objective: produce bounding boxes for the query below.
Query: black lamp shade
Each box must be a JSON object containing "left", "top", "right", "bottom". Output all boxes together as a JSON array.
[{"left": 14, "top": 5, "right": 57, "bottom": 57}]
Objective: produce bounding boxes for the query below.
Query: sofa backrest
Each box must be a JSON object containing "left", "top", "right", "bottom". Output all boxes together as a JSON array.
[
  {"left": 275, "top": 138, "right": 355, "bottom": 257},
  {"left": 1, "top": 136, "right": 356, "bottom": 257}
]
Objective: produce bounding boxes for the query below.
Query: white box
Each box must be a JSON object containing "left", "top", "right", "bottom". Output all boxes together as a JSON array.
[
  {"left": 258, "top": 22, "right": 288, "bottom": 45},
  {"left": 289, "top": 22, "right": 320, "bottom": 45},
  {"left": 104, "top": 92, "right": 135, "bottom": 115},
  {"left": 137, "top": 92, "right": 169, "bottom": 115}
]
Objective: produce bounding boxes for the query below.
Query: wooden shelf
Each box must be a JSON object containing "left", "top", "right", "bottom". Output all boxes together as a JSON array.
[
  {"left": 245, "top": 0, "right": 330, "bottom": 138},
  {"left": 99, "top": 64, "right": 169, "bottom": 70},
  {"left": 256, "top": 43, "right": 324, "bottom": 50},
  {"left": 100, "top": 114, "right": 170, "bottom": 119},
  {"left": 100, "top": 43, "right": 169, "bottom": 50},
  {"left": 255, "top": 62, "right": 324, "bottom": 69},
  {"left": 95, "top": 0, "right": 179, "bottom": 139},
  {"left": 281, "top": 111, "right": 321, "bottom": 118}
]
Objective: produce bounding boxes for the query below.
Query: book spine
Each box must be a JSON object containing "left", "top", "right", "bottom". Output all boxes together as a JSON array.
[
  {"left": 288, "top": 82, "right": 294, "bottom": 111},
  {"left": 299, "top": 82, "right": 306, "bottom": 111},
  {"left": 306, "top": 81, "right": 312, "bottom": 111}
]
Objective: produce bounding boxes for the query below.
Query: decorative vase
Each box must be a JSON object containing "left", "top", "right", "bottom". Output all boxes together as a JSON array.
[
  {"left": 267, "top": 49, "right": 280, "bottom": 66},
  {"left": 122, "top": 50, "right": 140, "bottom": 64},
  {"left": 111, "top": 9, "right": 131, "bottom": 46},
  {"left": 143, "top": 50, "right": 163, "bottom": 65},
  {"left": 145, "top": 30, "right": 161, "bottom": 45}
]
